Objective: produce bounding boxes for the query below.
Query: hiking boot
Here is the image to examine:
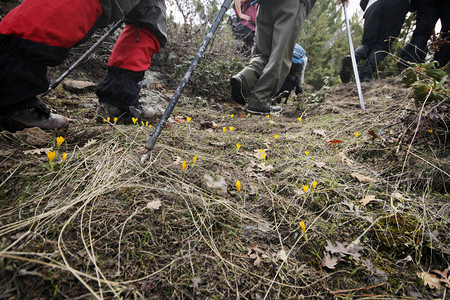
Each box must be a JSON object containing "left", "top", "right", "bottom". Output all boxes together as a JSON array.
[
  {"left": 361, "top": 75, "right": 373, "bottom": 83},
  {"left": 0, "top": 101, "right": 67, "bottom": 132},
  {"left": 339, "top": 55, "right": 352, "bottom": 83},
  {"left": 247, "top": 105, "right": 283, "bottom": 115},
  {"left": 230, "top": 74, "right": 249, "bottom": 105},
  {"left": 272, "top": 90, "right": 291, "bottom": 105},
  {"left": 97, "top": 102, "right": 156, "bottom": 124}
]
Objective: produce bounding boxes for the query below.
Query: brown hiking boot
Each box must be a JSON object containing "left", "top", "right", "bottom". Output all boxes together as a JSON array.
[
  {"left": 97, "top": 102, "right": 157, "bottom": 124},
  {"left": 0, "top": 102, "right": 67, "bottom": 132}
]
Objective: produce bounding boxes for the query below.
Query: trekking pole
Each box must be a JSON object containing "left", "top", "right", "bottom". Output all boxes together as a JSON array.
[
  {"left": 342, "top": 3, "right": 366, "bottom": 113},
  {"left": 143, "top": 0, "right": 233, "bottom": 154},
  {"left": 44, "top": 19, "right": 124, "bottom": 94}
]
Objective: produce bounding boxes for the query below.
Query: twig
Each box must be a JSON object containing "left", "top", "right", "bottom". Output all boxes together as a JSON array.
[
  {"left": 330, "top": 283, "right": 386, "bottom": 295},
  {"left": 427, "top": 97, "right": 449, "bottom": 112}
]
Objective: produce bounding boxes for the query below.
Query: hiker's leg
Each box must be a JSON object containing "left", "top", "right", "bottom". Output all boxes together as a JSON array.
[
  {"left": 433, "top": 0, "right": 450, "bottom": 68},
  {"left": 238, "top": 4, "right": 274, "bottom": 89},
  {"left": 400, "top": 0, "right": 439, "bottom": 64},
  {"left": 354, "top": 45, "right": 370, "bottom": 62},
  {"left": 96, "top": 0, "right": 167, "bottom": 121},
  {"left": 0, "top": 0, "right": 103, "bottom": 107},
  {"left": 360, "top": 1, "right": 383, "bottom": 53},
  {"left": 360, "top": 44, "right": 389, "bottom": 80},
  {"left": 246, "top": 0, "right": 307, "bottom": 110},
  {"left": 0, "top": 0, "right": 103, "bottom": 131},
  {"left": 361, "top": 0, "right": 409, "bottom": 80}
]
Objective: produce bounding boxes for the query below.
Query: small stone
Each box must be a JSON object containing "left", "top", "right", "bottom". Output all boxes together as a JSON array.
[{"left": 201, "top": 174, "right": 228, "bottom": 197}]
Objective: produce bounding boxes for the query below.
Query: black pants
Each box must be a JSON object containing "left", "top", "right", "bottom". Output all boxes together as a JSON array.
[
  {"left": 0, "top": 0, "right": 166, "bottom": 110},
  {"left": 400, "top": 0, "right": 450, "bottom": 68},
  {"left": 355, "top": 0, "right": 410, "bottom": 79}
]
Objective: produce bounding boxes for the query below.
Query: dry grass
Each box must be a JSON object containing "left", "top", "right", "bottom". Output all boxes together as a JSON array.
[{"left": 0, "top": 77, "right": 449, "bottom": 299}]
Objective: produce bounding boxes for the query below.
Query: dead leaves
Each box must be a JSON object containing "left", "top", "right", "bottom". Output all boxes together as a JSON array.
[
  {"left": 335, "top": 152, "right": 354, "bottom": 166},
  {"left": 368, "top": 130, "right": 379, "bottom": 141},
  {"left": 247, "top": 243, "right": 264, "bottom": 266},
  {"left": 351, "top": 172, "right": 378, "bottom": 183},
  {"left": 321, "top": 240, "right": 364, "bottom": 270},
  {"left": 359, "top": 195, "right": 377, "bottom": 206},
  {"left": 417, "top": 268, "right": 450, "bottom": 290},
  {"left": 321, "top": 252, "right": 340, "bottom": 269},
  {"left": 146, "top": 200, "right": 162, "bottom": 210},
  {"left": 327, "top": 139, "right": 343, "bottom": 145},
  {"left": 247, "top": 243, "right": 290, "bottom": 267}
]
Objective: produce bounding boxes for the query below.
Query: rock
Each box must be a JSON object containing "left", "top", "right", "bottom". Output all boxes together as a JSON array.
[
  {"left": 143, "top": 71, "right": 169, "bottom": 87},
  {"left": 140, "top": 90, "right": 170, "bottom": 115},
  {"left": 201, "top": 174, "right": 228, "bottom": 197},
  {"left": 14, "top": 127, "right": 52, "bottom": 147},
  {"left": 62, "top": 80, "right": 96, "bottom": 93}
]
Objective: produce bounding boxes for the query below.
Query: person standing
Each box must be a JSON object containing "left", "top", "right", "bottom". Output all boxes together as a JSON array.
[
  {"left": 230, "top": 0, "right": 322, "bottom": 115},
  {"left": 231, "top": 0, "right": 258, "bottom": 59},
  {"left": 0, "top": 0, "right": 167, "bottom": 132},
  {"left": 399, "top": 0, "right": 449, "bottom": 70},
  {"left": 339, "top": 0, "right": 410, "bottom": 83}
]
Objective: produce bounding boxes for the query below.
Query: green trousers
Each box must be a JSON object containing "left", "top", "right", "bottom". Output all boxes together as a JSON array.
[{"left": 240, "top": 0, "right": 307, "bottom": 110}]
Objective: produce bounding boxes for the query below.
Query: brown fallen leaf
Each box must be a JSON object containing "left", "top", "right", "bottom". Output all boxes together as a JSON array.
[
  {"left": 249, "top": 253, "right": 261, "bottom": 266},
  {"left": 417, "top": 271, "right": 442, "bottom": 290},
  {"left": 321, "top": 252, "right": 339, "bottom": 269},
  {"left": 430, "top": 269, "right": 450, "bottom": 288},
  {"left": 327, "top": 139, "right": 343, "bottom": 145},
  {"left": 335, "top": 152, "right": 354, "bottom": 166},
  {"left": 146, "top": 200, "right": 162, "bottom": 210},
  {"left": 174, "top": 115, "right": 185, "bottom": 123},
  {"left": 351, "top": 172, "right": 378, "bottom": 183},
  {"left": 248, "top": 243, "right": 264, "bottom": 255},
  {"left": 360, "top": 195, "right": 377, "bottom": 206},
  {"left": 368, "top": 130, "right": 379, "bottom": 141}
]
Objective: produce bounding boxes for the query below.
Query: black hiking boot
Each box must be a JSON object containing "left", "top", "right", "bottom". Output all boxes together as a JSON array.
[
  {"left": 97, "top": 102, "right": 157, "bottom": 124},
  {"left": 339, "top": 55, "right": 352, "bottom": 83},
  {"left": 230, "top": 74, "right": 249, "bottom": 105},
  {"left": 0, "top": 101, "right": 67, "bottom": 132}
]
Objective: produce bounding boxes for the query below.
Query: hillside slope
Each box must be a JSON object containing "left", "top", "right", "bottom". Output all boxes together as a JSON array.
[{"left": 0, "top": 70, "right": 449, "bottom": 298}]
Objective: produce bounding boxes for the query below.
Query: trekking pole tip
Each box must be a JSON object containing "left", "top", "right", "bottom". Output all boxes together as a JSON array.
[{"left": 140, "top": 150, "right": 150, "bottom": 165}]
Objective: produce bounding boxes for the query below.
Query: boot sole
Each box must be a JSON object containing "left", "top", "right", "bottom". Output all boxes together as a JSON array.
[{"left": 247, "top": 107, "right": 283, "bottom": 115}]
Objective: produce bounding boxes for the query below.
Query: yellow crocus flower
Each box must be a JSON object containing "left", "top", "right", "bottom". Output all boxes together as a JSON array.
[{"left": 56, "top": 136, "right": 65, "bottom": 147}]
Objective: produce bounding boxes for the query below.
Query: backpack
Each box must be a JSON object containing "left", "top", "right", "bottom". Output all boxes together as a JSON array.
[{"left": 233, "top": 1, "right": 256, "bottom": 27}]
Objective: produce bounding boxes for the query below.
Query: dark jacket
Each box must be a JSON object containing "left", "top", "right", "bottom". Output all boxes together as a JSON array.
[{"left": 98, "top": 0, "right": 167, "bottom": 46}]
